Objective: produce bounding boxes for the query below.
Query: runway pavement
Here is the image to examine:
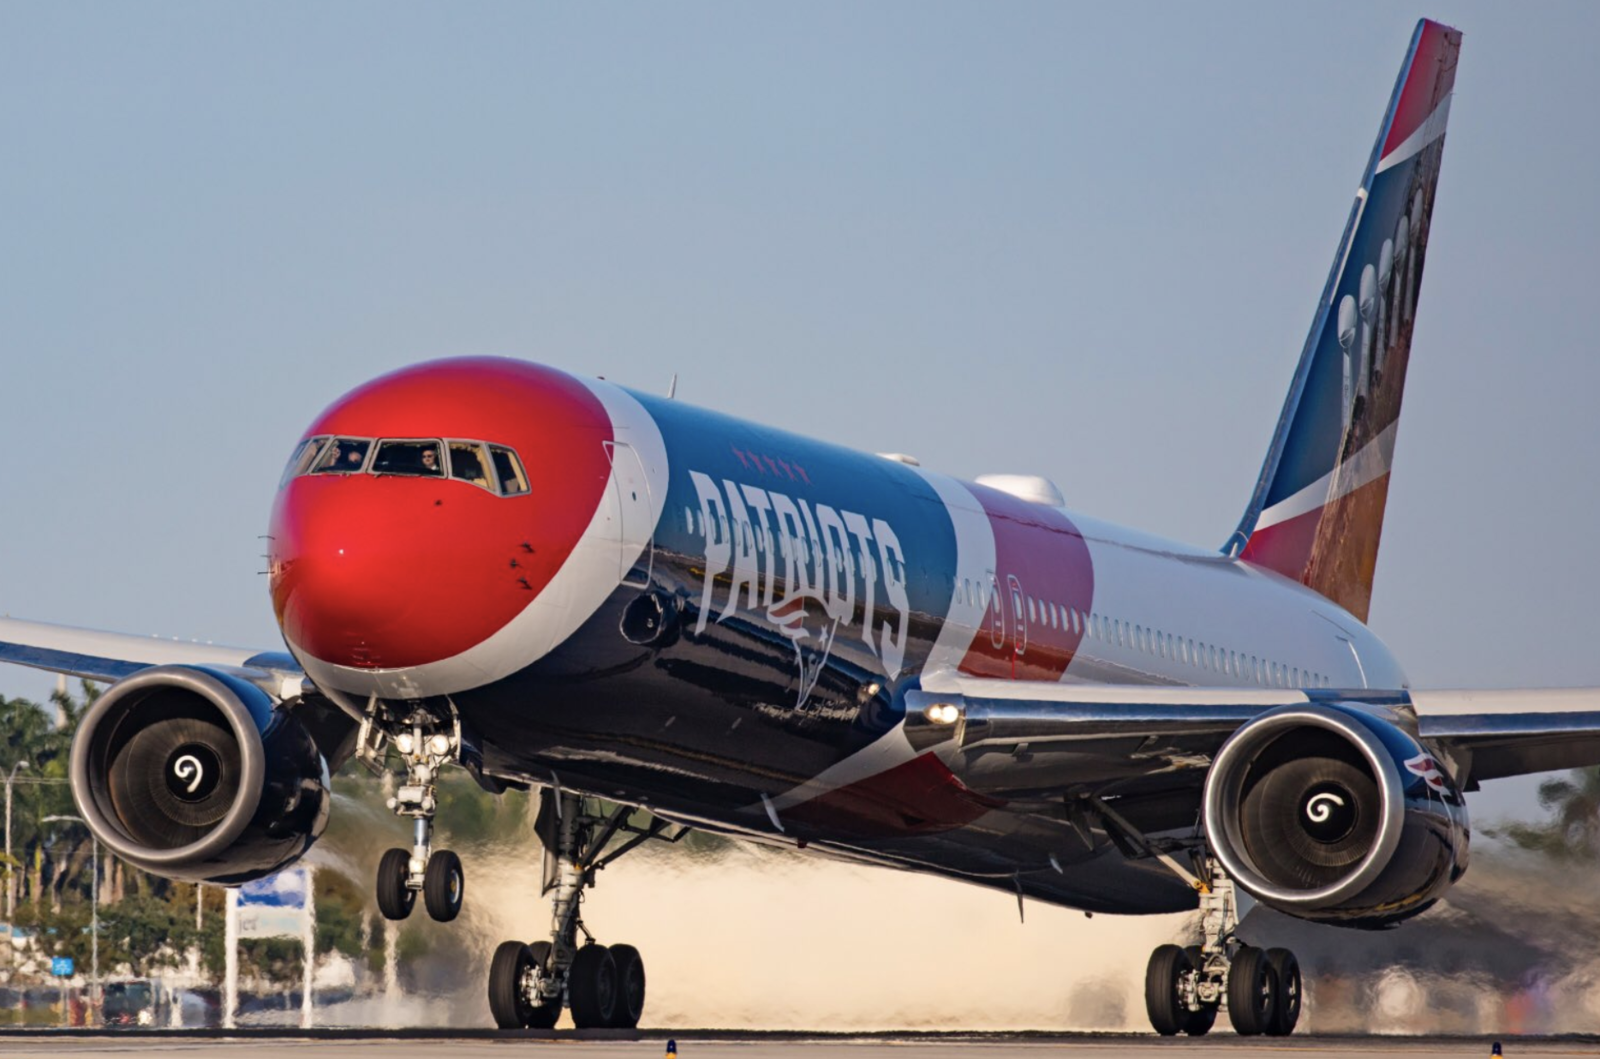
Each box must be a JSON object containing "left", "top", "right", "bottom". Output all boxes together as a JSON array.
[{"left": 0, "top": 1033, "right": 1587, "bottom": 1059}]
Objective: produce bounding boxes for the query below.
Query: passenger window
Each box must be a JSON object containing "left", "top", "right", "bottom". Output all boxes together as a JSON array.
[
  {"left": 490, "top": 446, "right": 529, "bottom": 496},
  {"left": 373, "top": 440, "right": 444, "bottom": 477},
  {"left": 1027, "top": 597, "right": 1037, "bottom": 623},
  {"left": 313, "top": 438, "right": 371, "bottom": 474},
  {"left": 449, "top": 442, "right": 494, "bottom": 489}
]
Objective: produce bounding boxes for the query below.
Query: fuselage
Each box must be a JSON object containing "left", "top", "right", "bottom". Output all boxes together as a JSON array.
[{"left": 268, "top": 357, "right": 1407, "bottom": 914}]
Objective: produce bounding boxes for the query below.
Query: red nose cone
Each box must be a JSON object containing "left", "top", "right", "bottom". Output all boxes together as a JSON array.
[{"left": 269, "top": 358, "right": 615, "bottom": 670}]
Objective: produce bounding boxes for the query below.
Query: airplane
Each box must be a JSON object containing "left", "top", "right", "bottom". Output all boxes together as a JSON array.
[{"left": 3, "top": 16, "right": 1591, "bottom": 1037}]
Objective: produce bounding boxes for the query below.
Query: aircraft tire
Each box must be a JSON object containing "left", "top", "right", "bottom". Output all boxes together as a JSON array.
[
  {"left": 607, "top": 943, "right": 646, "bottom": 1028},
  {"left": 488, "top": 941, "right": 535, "bottom": 1029},
  {"left": 1265, "top": 948, "right": 1301, "bottom": 1036},
  {"left": 376, "top": 847, "right": 415, "bottom": 921},
  {"left": 1226, "top": 945, "right": 1278, "bottom": 1037},
  {"left": 567, "top": 943, "right": 618, "bottom": 1029},
  {"left": 1143, "top": 944, "right": 1189, "bottom": 1036},
  {"left": 424, "top": 849, "right": 464, "bottom": 922}
]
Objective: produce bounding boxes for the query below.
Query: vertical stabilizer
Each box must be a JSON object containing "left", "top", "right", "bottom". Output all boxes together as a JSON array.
[{"left": 1225, "top": 19, "right": 1461, "bottom": 623}]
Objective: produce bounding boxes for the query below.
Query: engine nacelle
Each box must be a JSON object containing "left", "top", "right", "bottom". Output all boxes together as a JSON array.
[
  {"left": 69, "top": 665, "right": 331, "bottom": 884},
  {"left": 1202, "top": 704, "right": 1468, "bottom": 927}
]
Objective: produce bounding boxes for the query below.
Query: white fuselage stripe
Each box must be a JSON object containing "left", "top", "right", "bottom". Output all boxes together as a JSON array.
[
  {"left": 1255, "top": 423, "right": 1396, "bottom": 533},
  {"left": 1376, "top": 95, "right": 1452, "bottom": 175}
]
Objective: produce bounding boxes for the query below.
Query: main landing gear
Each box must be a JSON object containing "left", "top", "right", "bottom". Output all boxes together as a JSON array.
[
  {"left": 488, "top": 790, "right": 686, "bottom": 1030},
  {"left": 1143, "top": 858, "right": 1301, "bottom": 1037},
  {"left": 363, "top": 711, "right": 466, "bottom": 923}
]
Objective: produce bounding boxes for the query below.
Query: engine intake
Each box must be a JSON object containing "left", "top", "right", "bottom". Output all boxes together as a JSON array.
[
  {"left": 70, "top": 665, "right": 330, "bottom": 884},
  {"left": 1202, "top": 704, "right": 1467, "bottom": 926}
]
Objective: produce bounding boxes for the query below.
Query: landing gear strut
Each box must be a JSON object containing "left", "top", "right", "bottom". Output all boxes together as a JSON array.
[
  {"left": 488, "top": 790, "right": 685, "bottom": 1030},
  {"left": 1143, "top": 857, "right": 1301, "bottom": 1037},
  {"left": 367, "top": 712, "right": 464, "bottom": 923}
]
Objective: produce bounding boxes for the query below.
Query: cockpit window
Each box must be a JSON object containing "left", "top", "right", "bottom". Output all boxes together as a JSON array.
[
  {"left": 489, "top": 446, "right": 529, "bottom": 496},
  {"left": 312, "top": 437, "right": 372, "bottom": 474},
  {"left": 280, "top": 436, "right": 330, "bottom": 487},
  {"left": 448, "top": 441, "right": 493, "bottom": 490},
  {"left": 289, "top": 435, "right": 526, "bottom": 496},
  {"left": 372, "top": 439, "right": 444, "bottom": 477}
]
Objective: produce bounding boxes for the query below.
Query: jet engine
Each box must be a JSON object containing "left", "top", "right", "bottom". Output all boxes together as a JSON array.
[
  {"left": 1202, "top": 704, "right": 1468, "bottom": 927},
  {"left": 69, "top": 665, "right": 331, "bottom": 884}
]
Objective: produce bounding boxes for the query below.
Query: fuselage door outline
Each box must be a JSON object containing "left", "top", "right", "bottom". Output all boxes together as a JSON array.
[
  {"left": 604, "top": 440, "right": 654, "bottom": 588},
  {"left": 988, "top": 571, "right": 1005, "bottom": 651},
  {"left": 1007, "top": 573, "right": 1028, "bottom": 660}
]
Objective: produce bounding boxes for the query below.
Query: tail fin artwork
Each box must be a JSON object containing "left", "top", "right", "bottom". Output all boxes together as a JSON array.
[{"left": 1225, "top": 19, "right": 1461, "bottom": 623}]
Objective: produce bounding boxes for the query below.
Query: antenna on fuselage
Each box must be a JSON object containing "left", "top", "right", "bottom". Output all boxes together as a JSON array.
[{"left": 667, "top": 373, "right": 678, "bottom": 399}]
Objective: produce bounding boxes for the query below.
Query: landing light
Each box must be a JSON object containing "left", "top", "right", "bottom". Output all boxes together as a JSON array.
[
  {"left": 395, "top": 733, "right": 415, "bottom": 754},
  {"left": 428, "top": 734, "right": 451, "bottom": 756},
  {"left": 925, "top": 702, "right": 962, "bottom": 726}
]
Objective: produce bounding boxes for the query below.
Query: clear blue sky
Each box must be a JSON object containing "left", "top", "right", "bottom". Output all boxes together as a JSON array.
[{"left": 3, "top": 3, "right": 1598, "bottom": 822}]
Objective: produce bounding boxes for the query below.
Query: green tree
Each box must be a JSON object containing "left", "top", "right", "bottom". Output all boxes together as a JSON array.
[{"left": 1487, "top": 766, "right": 1600, "bottom": 860}]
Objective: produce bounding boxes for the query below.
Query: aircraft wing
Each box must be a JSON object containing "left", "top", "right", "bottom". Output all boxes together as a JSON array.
[
  {"left": 0, "top": 616, "right": 301, "bottom": 689},
  {"left": 906, "top": 672, "right": 1600, "bottom": 800},
  {"left": 1411, "top": 688, "right": 1600, "bottom": 783},
  {"left": 0, "top": 616, "right": 371, "bottom": 771}
]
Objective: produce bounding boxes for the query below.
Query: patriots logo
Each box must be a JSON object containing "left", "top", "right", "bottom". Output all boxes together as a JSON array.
[
  {"left": 1404, "top": 753, "right": 1448, "bottom": 792},
  {"left": 767, "top": 592, "right": 839, "bottom": 710}
]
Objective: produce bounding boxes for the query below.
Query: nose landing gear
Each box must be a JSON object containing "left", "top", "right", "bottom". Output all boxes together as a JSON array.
[
  {"left": 363, "top": 712, "right": 465, "bottom": 923},
  {"left": 487, "top": 790, "right": 684, "bottom": 1030}
]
